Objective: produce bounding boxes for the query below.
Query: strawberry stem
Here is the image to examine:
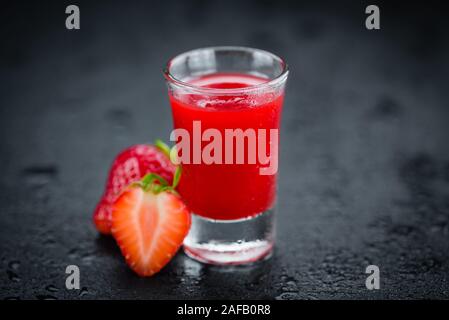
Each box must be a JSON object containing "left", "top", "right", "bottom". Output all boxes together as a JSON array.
[
  {"left": 169, "top": 145, "right": 178, "bottom": 164},
  {"left": 154, "top": 139, "right": 182, "bottom": 190},
  {"left": 154, "top": 139, "right": 171, "bottom": 159},
  {"left": 140, "top": 173, "right": 169, "bottom": 191},
  {"left": 172, "top": 166, "right": 182, "bottom": 189},
  {"left": 139, "top": 173, "right": 180, "bottom": 196},
  {"left": 155, "top": 139, "right": 179, "bottom": 167}
]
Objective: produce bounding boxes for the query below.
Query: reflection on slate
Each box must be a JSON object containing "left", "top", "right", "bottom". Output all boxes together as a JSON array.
[{"left": 1, "top": 0, "right": 449, "bottom": 299}]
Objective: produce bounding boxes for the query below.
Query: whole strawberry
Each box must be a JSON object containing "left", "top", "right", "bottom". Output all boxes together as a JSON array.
[{"left": 93, "top": 141, "right": 176, "bottom": 234}]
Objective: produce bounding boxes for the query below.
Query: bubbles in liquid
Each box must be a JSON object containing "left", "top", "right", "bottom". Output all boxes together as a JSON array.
[
  {"left": 196, "top": 96, "right": 252, "bottom": 109},
  {"left": 187, "top": 73, "right": 271, "bottom": 110}
]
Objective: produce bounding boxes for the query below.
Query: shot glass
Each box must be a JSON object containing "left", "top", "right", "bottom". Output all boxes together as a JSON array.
[{"left": 163, "top": 46, "right": 288, "bottom": 265}]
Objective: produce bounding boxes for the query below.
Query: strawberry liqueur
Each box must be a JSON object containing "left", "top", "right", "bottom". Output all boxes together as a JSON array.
[
  {"left": 170, "top": 73, "right": 283, "bottom": 221},
  {"left": 164, "top": 47, "right": 288, "bottom": 265}
]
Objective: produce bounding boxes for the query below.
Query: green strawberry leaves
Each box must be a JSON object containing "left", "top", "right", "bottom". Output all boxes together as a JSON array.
[
  {"left": 172, "top": 166, "right": 182, "bottom": 189},
  {"left": 155, "top": 139, "right": 171, "bottom": 159},
  {"left": 138, "top": 139, "right": 182, "bottom": 195}
]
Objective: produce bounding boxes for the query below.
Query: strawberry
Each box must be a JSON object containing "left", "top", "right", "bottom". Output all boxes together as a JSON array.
[
  {"left": 93, "top": 140, "right": 176, "bottom": 234},
  {"left": 111, "top": 172, "right": 190, "bottom": 277}
]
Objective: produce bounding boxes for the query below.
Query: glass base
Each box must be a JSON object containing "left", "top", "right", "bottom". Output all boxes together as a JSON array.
[{"left": 183, "top": 208, "right": 275, "bottom": 265}]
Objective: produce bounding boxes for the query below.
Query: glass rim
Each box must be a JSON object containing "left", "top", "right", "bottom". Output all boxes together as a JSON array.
[{"left": 163, "top": 46, "right": 289, "bottom": 94}]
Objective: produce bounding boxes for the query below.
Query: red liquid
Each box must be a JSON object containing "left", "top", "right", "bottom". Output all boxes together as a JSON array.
[{"left": 169, "top": 73, "right": 284, "bottom": 220}]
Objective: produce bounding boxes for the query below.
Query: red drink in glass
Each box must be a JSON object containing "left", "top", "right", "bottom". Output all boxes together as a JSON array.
[
  {"left": 169, "top": 73, "right": 284, "bottom": 220},
  {"left": 164, "top": 47, "right": 288, "bottom": 265}
]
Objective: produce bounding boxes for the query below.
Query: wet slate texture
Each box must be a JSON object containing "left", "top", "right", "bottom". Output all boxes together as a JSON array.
[{"left": 1, "top": 0, "right": 449, "bottom": 300}]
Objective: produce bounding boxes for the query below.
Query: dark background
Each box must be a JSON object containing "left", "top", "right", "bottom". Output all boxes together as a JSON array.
[{"left": 1, "top": 0, "right": 449, "bottom": 299}]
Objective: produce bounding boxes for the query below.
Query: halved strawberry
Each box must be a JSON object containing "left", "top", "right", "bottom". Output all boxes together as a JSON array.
[
  {"left": 111, "top": 172, "right": 190, "bottom": 277},
  {"left": 93, "top": 140, "right": 176, "bottom": 235}
]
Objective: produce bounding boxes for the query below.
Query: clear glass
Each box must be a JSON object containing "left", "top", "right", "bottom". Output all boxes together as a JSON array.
[{"left": 163, "top": 46, "right": 288, "bottom": 265}]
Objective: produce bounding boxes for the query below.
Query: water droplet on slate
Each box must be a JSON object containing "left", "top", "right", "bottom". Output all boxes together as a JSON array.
[
  {"left": 22, "top": 165, "right": 58, "bottom": 186},
  {"left": 275, "top": 292, "right": 299, "bottom": 300},
  {"left": 106, "top": 108, "right": 132, "bottom": 129},
  {"left": 79, "top": 287, "right": 89, "bottom": 297},
  {"left": 7, "top": 270, "right": 20, "bottom": 282},
  {"left": 36, "top": 295, "right": 57, "bottom": 300},
  {"left": 68, "top": 248, "right": 78, "bottom": 258},
  {"left": 45, "top": 285, "right": 59, "bottom": 293},
  {"left": 43, "top": 237, "right": 56, "bottom": 246},
  {"left": 8, "top": 260, "right": 20, "bottom": 270}
]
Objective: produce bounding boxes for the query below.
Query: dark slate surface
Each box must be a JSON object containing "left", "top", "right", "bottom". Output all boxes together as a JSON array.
[{"left": 1, "top": 0, "right": 449, "bottom": 299}]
